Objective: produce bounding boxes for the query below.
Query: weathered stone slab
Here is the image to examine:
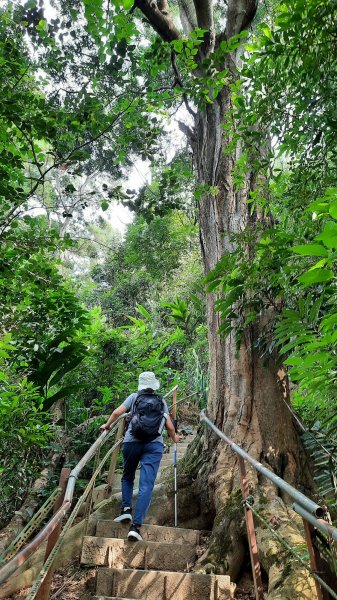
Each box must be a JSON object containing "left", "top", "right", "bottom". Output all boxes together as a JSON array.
[
  {"left": 95, "top": 521, "right": 200, "bottom": 545},
  {"left": 81, "top": 537, "right": 196, "bottom": 571},
  {"left": 96, "top": 568, "right": 233, "bottom": 599},
  {"left": 92, "top": 485, "right": 121, "bottom": 504}
]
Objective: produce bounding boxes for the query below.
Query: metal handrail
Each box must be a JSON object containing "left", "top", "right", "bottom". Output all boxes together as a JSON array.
[
  {"left": 201, "top": 410, "right": 324, "bottom": 518},
  {"left": 293, "top": 503, "right": 337, "bottom": 543},
  {"left": 163, "top": 384, "right": 178, "bottom": 399},
  {"left": 201, "top": 409, "right": 337, "bottom": 600},
  {"left": 0, "top": 413, "right": 127, "bottom": 586},
  {"left": 25, "top": 438, "right": 123, "bottom": 600}
]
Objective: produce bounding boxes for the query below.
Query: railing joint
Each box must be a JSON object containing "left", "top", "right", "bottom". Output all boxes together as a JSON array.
[{"left": 243, "top": 496, "right": 255, "bottom": 508}]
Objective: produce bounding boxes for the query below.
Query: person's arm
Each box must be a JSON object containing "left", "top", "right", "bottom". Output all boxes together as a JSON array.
[
  {"left": 165, "top": 415, "right": 181, "bottom": 443},
  {"left": 99, "top": 404, "right": 127, "bottom": 431}
]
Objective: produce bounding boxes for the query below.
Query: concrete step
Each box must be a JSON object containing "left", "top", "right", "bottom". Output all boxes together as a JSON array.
[
  {"left": 96, "top": 568, "right": 233, "bottom": 599},
  {"left": 165, "top": 442, "right": 193, "bottom": 451},
  {"left": 95, "top": 521, "right": 201, "bottom": 545},
  {"left": 81, "top": 537, "right": 196, "bottom": 571},
  {"left": 165, "top": 446, "right": 190, "bottom": 453},
  {"left": 160, "top": 458, "right": 183, "bottom": 468},
  {"left": 164, "top": 446, "right": 189, "bottom": 453},
  {"left": 161, "top": 453, "right": 186, "bottom": 461}
]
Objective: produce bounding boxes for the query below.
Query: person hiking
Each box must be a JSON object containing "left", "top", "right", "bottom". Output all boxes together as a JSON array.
[{"left": 99, "top": 372, "right": 180, "bottom": 541}]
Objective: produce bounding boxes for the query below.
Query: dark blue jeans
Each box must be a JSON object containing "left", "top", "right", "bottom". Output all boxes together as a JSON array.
[{"left": 121, "top": 440, "right": 163, "bottom": 526}]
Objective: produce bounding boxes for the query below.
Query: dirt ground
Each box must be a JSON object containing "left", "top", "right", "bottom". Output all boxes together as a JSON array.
[{"left": 235, "top": 571, "right": 268, "bottom": 599}]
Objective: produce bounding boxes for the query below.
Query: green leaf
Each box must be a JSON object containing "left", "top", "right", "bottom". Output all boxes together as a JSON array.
[
  {"left": 316, "top": 221, "right": 337, "bottom": 249},
  {"left": 172, "top": 40, "right": 184, "bottom": 53},
  {"left": 136, "top": 305, "right": 152, "bottom": 321},
  {"left": 43, "top": 385, "right": 82, "bottom": 410},
  {"left": 292, "top": 244, "right": 328, "bottom": 258},
  {"left": 36, "top": 20, "right": 48, "bottom": 33},
  {"left": 298, "top": 269, "right": 334, "bottom": 287},
  {"left": 48, "top": 355, "right": 84, "bottom": 387},
  {"left": 328, "top": 201, "right": 337, "bottom": 221},
  {"left": 101, "top": 199, "right": 109, "bottom": 211}
]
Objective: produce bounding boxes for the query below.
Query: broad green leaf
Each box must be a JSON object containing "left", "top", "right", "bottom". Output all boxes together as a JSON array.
[
  {"left": 328, "top": 201, "right": 337, "bottom": 221},
  {"left": 298, "top": 268, "right": 334, "bottom": 287},
  {"left": 292, "top": 244, "right": 328, "bottom": 258},
  {"left": 316, "top": 221, "right": 337, "bottom": 249}
]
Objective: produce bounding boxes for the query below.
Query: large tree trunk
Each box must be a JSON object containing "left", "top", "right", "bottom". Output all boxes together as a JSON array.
[
  {"left": 190, "top": 74, "right": 316, "bottom": 597},
  {"left": 196, "top": 87, "right": 308, "bottom": 480}
]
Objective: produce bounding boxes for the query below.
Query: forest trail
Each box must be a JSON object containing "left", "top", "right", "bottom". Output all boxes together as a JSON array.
[
  {"left": 80, "top": 434, "right": 235, "bottom": 599},
  {"left": 2, "top": 414, "right": 336, "bottom": 599}
]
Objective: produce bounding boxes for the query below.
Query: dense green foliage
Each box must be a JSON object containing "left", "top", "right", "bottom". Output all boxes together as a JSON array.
[
  {"left": 0, "top": 0, "right": 336, "bottom": 532},
  {"left": 0, "top": 337, "right": 52, "bottom": 527},
  {"left": 0, "top": 1, "right": 205, "bottom": 526}
]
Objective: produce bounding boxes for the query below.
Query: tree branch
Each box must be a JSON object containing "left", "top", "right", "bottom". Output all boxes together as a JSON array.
[
  {"left": 225, "top": 0, "right": 258, "bottom": 38},
  {"left": 135, "top": 0, "right": 181, "bottom": 41},
  {"left": 157, "top": 0, "right": 170, "bottom": 15},
  {"left": 170, "top": 51, "right": 197, "bottom": 118},
  {"left": 177, "top": 120, "right": 195, "bottom": 143},
  {"left": 193, "top": 0, "right": 215, "bottom": 50},
  {"left": 177, "top": 0, "right": 198, "bottom": 33}
]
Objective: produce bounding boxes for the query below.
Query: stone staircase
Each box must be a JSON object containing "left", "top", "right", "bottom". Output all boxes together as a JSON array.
[
  {"left": 89, "top": 441, "right": 192, "bottom": 510},
  {"left": 80, "top": 435, "right": 235, "bottom": 599}
]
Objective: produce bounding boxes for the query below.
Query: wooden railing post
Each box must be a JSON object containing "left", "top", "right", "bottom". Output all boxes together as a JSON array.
[
  {"left": 107, "top": 419, "right": 124, "bottom": 491},
  {"left": 36, "top": 467, "right": 71, "bottom": 600},
  {"left": 238, "top": 457, "right": 264, "bottom": 600}
]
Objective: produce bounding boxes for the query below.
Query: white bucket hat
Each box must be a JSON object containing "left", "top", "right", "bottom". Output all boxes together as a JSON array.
[{"left": 138, "top": 371, "right": 160, "bottom": 391}]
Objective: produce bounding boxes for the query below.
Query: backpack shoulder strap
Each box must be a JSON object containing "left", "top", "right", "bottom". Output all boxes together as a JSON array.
[{"left": 131, "top": 392, "right": 141, "bottom": 415}]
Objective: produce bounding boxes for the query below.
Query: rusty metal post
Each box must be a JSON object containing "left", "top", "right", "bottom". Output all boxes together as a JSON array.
[
  {"left": 238, "top": 456, "right": 264, "bottom": 600},
  {"left": 172, "top": 387, "right": 178, "bottom": 527},
  {"left": 107, "top": 419, "right": 124, "bottom": 491},
  {"left": 36, "top": 467, "right": 71, "bottom": 600},
  {"left": 302, "top": 519, "right": 330, "bottom": 600}
]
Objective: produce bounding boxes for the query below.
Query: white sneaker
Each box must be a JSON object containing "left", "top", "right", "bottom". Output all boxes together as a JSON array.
[
  {"left": 127, "top": 524, "right": 143, "bottom": 541},
  {"left": 113, "top": 508, "right": 132, "bottom": 523}
]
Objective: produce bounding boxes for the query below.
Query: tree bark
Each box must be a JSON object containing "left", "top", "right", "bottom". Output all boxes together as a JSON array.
[{"left": 190, "top": 56, "right": 315, "bottom": 599}]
